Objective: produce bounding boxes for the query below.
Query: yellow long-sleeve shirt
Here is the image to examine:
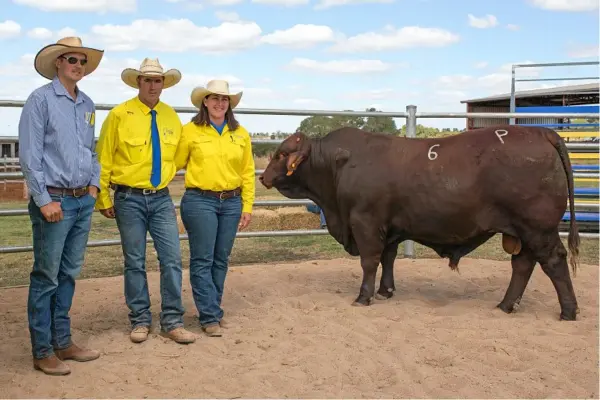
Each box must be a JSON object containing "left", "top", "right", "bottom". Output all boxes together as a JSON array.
[
  {"left": 95, "top": 96, "right": 182, "bottom": 210},
  {"left": 174, "top": 121, "right": 255, "bottom": 214}
]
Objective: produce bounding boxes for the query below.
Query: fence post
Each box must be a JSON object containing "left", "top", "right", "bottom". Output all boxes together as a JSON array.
[{"left": 403, "top": 104, "right": 417, "bottom": 259}]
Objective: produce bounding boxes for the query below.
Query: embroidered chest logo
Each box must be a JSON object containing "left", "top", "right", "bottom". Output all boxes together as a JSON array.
[{"left": 84, "top": 111, "right": 95, "bottom": 127}]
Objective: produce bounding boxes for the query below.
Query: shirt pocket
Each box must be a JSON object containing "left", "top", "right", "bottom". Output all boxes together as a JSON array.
[
  {"left": 226, "top": 136, "right": 246, "bottom": 164},
  {"left": 161, "top": 134, "right": 179, "bottom": 161},
  {"left": 122, "top": 136, "right": 148, "bottom": 165},
  {"left": 191, "top": 136, "right": 217, "bottom": 161}
]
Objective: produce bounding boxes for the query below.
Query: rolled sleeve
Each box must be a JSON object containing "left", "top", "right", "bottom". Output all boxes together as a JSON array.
[{"left": 18, "top": 92, "right": 52, "bottom": 207}]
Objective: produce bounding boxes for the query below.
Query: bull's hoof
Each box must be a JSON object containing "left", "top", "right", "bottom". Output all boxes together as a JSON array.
[
  {"left": 560, "top": 307, "right": 578, "bottom": 321},
  {"left": 352, "top": 296, "right": 373, "bottom": 306},
  {"left": 375, "top": 288, "right": 394, "bottom": 300},
  {"left": 497, "top": 301, "right": 516, "bottom": 314}
]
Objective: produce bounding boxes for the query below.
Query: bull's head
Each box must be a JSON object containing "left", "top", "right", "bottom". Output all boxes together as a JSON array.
[{"left": 259, "top": 131, "right": 311, "bottom": 190}]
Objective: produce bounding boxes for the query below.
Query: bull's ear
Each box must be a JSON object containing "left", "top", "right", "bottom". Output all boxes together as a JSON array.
[
  {"left": 286, "top": 152, "right": 305, "bottom": 176},
  {"left": 286, "top": 134, "right": 311, "bottom": 176}
]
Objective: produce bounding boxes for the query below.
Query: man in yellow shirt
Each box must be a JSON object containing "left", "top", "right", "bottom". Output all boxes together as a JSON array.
[
  {"left": 174, "top": 79, "right": 255, "bottom": 337},
  {"left": 95, "top": 58, "right": 195, "bottom": 344}
]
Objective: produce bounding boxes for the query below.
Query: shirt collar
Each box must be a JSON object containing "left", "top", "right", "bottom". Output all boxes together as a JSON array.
[
  {"left": 52, "top": 76, "right": 84, "bottom": 104},
  {"left": 134, "top": 96, "right": 161, "bottom": 115}
]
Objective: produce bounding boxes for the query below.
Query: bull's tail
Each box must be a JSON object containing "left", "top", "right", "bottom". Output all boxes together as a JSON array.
[{"left": 545, "top": 129, "right": 580, "bottom": 277}]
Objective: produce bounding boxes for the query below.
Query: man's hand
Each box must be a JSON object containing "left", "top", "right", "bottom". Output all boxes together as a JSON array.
[
  {"left": 88, "top": 185, "right": 98, "bottom": 199},
  {"left": 100, "top": 207, "right": 115, "bottom": 219},
  {"left": 238, "top": 212, "right": 252, "bottom": 231},
  {"left": 40, "top": 202, "right": 63, "bottom": 223}
]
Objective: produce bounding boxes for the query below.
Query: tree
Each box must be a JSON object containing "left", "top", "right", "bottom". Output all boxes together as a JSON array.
[
  {"left": 296, "top": 107, "right": 398, "bottom": 137},
  {"left": 362, "top": 107, "right": 397, "bottom": 134}
]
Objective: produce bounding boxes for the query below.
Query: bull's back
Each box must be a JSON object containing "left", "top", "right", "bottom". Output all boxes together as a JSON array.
[{"left": 334, "top": 126, "right": 568, "bottom": 236}]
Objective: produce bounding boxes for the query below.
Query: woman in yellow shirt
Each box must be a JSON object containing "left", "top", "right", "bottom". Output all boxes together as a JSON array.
[{"left": 174, "top": 79, "right": 255, "bottom": 337}]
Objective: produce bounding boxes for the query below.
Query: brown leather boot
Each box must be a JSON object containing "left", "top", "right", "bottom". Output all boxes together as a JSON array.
[
  {"left": 33, "top": 354, "right": 70, "bottom": 376},
  {"left": 55, "top": 343, "right": 100, "bottom": 362},
  {"left": 161, "top": 327, "right": 196, "bottom": 344}
]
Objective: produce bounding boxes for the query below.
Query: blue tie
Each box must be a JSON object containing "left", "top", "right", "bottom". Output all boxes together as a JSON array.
[{"left": 150, "top": 110, "right": 161, "bottom": 187}]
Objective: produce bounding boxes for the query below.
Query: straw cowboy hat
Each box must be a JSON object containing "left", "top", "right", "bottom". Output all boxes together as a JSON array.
[
  {"left": 34, "top": 36, "right": 104, "bottom": 80},
  {"left": 121, "top": 58, "right": 182, "bottom": 89},
  {"left": 191, "top": 80, "right": 243, "bottom": 110}
]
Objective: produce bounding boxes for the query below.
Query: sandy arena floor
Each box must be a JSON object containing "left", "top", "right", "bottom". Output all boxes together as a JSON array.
[{"left": 0, "top": 257, "right": 598, "bottom": 399}]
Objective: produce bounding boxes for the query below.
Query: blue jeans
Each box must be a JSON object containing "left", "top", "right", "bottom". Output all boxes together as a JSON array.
[
  {"left": 113, "top": 189, "right": 185, "bottom": 332},
  {"left": 180, "top": 189, "right": 242, "bottom": 327},
  {"left": 27, "top": 192, "right": 95, "bottom": 360}
]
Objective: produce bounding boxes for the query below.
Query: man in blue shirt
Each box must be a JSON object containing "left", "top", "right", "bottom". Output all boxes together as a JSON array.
[{"left": 18, "top": 37, "right": 104, "bottom": 376}]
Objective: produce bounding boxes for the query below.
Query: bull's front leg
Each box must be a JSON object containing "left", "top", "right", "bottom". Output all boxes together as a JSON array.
[
  {"left": 350, "top": 216, "right": 385, "bottom": 306},
  {"left": 352, "top": 253, "right": 381, "bottom": 306}
]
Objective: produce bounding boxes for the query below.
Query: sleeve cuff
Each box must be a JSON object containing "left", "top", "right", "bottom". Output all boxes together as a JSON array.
[{"left": 33, "top": 191, "right": 52, "bottom": 208}]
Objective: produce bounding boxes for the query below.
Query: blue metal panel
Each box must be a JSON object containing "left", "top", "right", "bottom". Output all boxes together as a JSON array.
[
  {"left": 574, "top": 187, "right": 600, "bottom": 197},
  {"left": 516, "top": 105, "right": 600, "bottom": 113},
  {"left": 518, "top": 123, "right": 599, "bottom": 127},
  {"left": 562, "top": 212, "right": 600, "bottom": 222},
  {"left": 573, "top": 165, "right": 600, "bottom": 171}
]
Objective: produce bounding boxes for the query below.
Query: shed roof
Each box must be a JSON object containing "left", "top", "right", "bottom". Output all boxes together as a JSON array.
[{"left": 460, "top": 82, "right": 599, "bottom": 104}]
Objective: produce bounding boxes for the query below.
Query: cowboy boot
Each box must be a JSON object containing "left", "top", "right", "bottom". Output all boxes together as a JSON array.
[
  {"left": 33, "top": 354, "right": 71, "bottom": 376},
  {"left": 55, "top": 343, "right": 100, "bottom": 362}
]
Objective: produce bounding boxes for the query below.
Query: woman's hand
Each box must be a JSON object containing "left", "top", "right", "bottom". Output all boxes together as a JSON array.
[{"left": 238, "top": 212, "right": 252, "bottom": 230}]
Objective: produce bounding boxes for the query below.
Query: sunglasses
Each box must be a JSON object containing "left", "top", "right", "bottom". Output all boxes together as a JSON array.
[{"left": 60, "top": 56, "right": 88, "bottom": 66}]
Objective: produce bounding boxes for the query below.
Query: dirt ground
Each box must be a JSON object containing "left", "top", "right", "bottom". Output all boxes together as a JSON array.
[{"left": 0, "top": 257, "right": 598, "bottom": 399}]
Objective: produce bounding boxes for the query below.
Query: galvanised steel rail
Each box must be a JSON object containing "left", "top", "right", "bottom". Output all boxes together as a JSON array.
[{"left": 1, "top": 102, "right": 598, "bottom": 255}]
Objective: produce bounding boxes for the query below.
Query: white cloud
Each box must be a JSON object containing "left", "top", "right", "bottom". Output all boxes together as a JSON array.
[
  {"left": 527, "top": 0, "right": 599, "bottom": 11},
  {"left": 506, "top": 24, "right": 520, "bottom": 30},
  {"left": 89, "top": 19, "right": 262, "bottom": 53},
  {"left": 215, "top": 11, "right": 240, "bottom": 21},
  {"left": 12, "top": 0, "right": 137, "bottom": 13},
  {"left": 293, "top": 98, "right": 325, "bottom": 106},
  {"left": 252, "top": 0, "right": 309, "bottom": 5},
  {"left": 328, "top": 25, "right": 459, "bottom": 52},
  {"left": 27, "top": 27, "right": 53, "bottom": 39},
  {"left": 287, "top": 57, "right": 393, "bottom": 73},
  {"left": 433, "top": 61, "right": 551, "bottom": 98},
  {"left": 314, "top": 0, "right": 394, "bottom": 10},
  {"left": 0, "top": 20, "right": 21, "bottom": 39},
  {"left": 474, "top": 61, "right": 488, "bottom": 69},
  {"left": 467, "top": 14, "right": 498, "bottom": 28},
  {"left": 568, "top": 44, "right": 600, "bottom": 58},
  {"left": 346, "top": 88, "right": 398, "bottom": 100},
  {"left": 261, "top": 24, "right": 336, "bottom": 48}
]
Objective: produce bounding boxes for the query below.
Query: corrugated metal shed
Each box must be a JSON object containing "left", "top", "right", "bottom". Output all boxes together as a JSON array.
[{"left": 462, "top": 83, "right": 599, "bottom": 130}]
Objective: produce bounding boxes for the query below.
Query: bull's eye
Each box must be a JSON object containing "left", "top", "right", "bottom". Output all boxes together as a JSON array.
[{"left": 279, "top": 152, "right": 287, "bottom": 159}]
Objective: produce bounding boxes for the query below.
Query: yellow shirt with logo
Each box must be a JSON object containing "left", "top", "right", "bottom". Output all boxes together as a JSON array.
[
  {"left": 174, "top": 121, "right": 255, "bottom": 214},
  {"left": 95, "top": 96, "right": 182, "bottom": 210}
]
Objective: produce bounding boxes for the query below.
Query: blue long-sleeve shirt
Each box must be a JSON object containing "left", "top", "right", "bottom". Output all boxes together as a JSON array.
[{"left": 18, "top": 77, "right": 101, "bottom": 207}]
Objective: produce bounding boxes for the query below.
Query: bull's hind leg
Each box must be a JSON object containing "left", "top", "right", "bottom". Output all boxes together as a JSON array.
[
  {"left": 497, "top": 248, "right": 536, "bottom": 314},
  {"left": 375, "top": 243, "right": 398, "bottom": 300},
  {"left": 535, "top": 234, "right": 579, "bottom": 321}
]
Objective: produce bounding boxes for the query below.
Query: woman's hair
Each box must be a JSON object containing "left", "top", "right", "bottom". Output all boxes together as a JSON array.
[{"left": 191, "top": 96, "right": 240, "bottom": 131}]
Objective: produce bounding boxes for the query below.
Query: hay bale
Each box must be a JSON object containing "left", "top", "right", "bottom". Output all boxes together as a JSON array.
[
  {"left": 247, "top": 209, "right": 281, "bottom": 232},
  {"left": 277, "top": 206, "right": 320, "bottom": 230}
]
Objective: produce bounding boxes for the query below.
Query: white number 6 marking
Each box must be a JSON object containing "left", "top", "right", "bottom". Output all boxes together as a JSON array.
[
  {"left": 428, "top": 144, "right": 440, "bottom": 160},
  {"left": 495, "top": 129, "right": 508, "bottom": 144}
]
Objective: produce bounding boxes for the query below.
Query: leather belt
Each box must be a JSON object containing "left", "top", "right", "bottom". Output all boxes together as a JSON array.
[
  {"left": 47, "top": 186, "right": 88, "bottom": 197},
  {"left": 111, "top": 184, "right": 169, "bottom": 196},
  {"left": 188, "top": 187, "right": 241, "bottom": 200}
]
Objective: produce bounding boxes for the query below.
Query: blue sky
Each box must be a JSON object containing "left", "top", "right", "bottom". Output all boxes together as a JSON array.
[{"left": 0, "top": 0, "right": 598, "bottom": 136}]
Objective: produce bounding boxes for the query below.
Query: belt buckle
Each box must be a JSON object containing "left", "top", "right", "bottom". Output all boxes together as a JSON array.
[
  {"left": 219, "top": 191, "right": 226, "bottom": 200},
  {"left": 142, "top": 188, "right": 155, "bottom": 195},
  {"left": 73, "top": 187, "right": 86, "bottom": 198}
]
